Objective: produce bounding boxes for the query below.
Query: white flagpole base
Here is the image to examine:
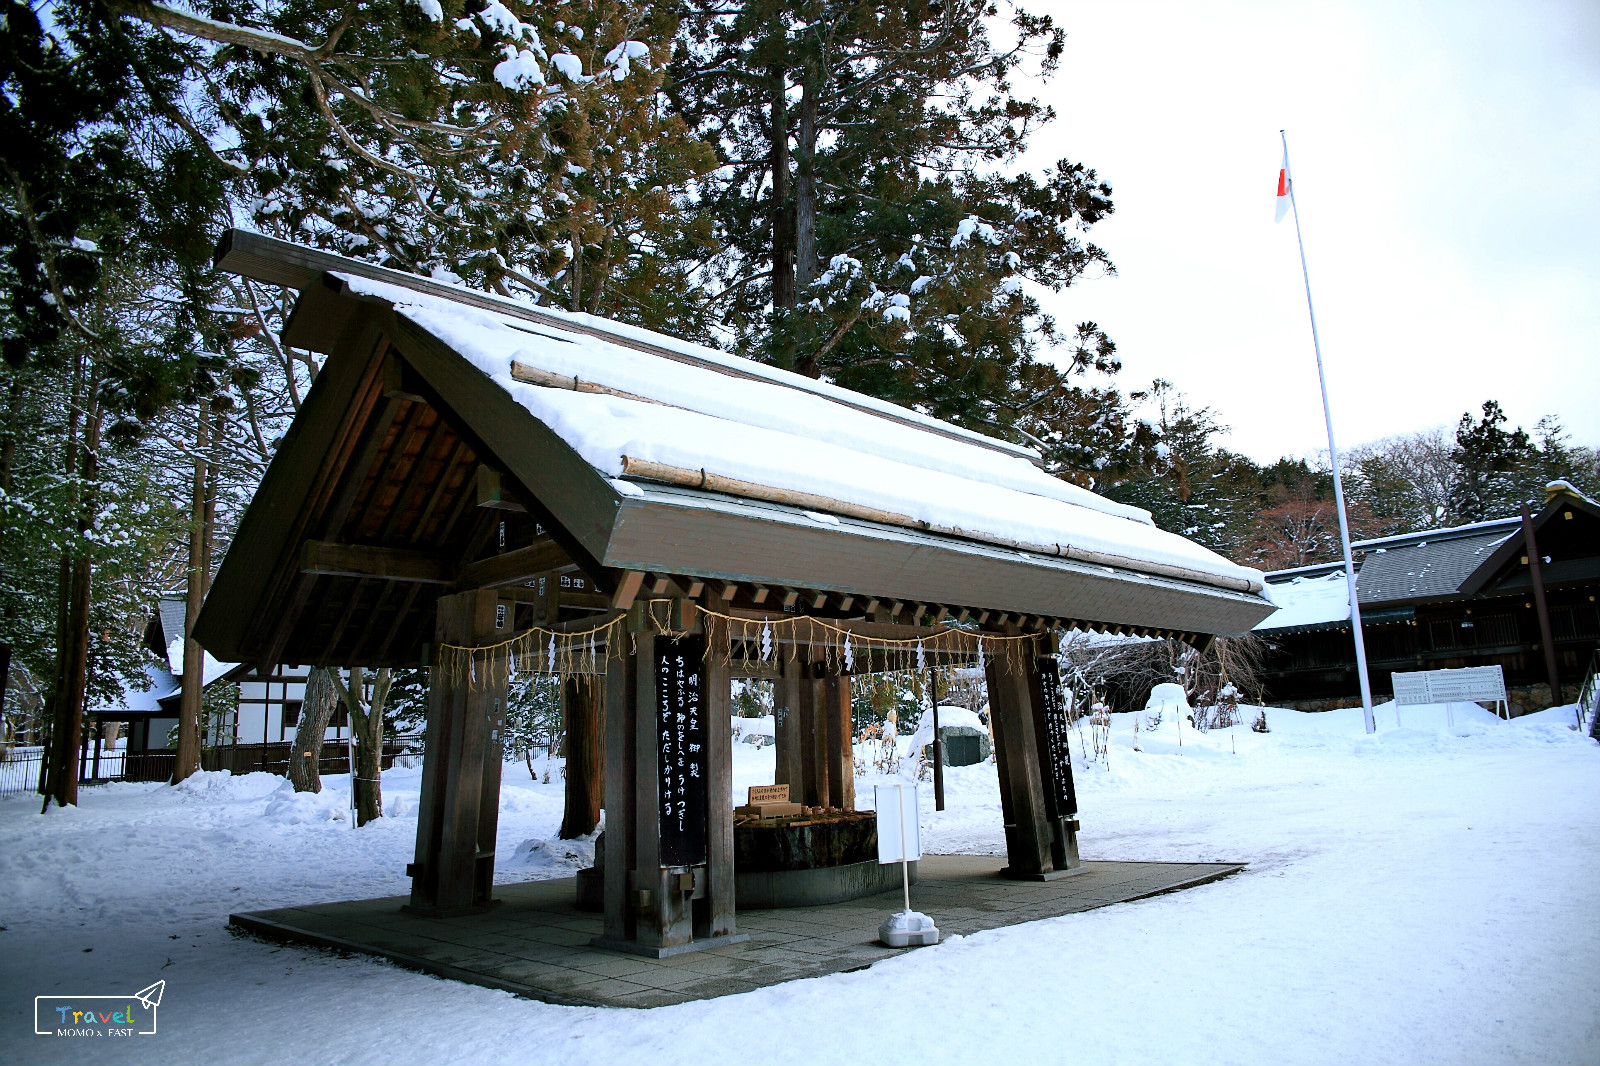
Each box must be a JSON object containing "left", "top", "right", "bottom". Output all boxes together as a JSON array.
[{"left": 879, "top": 910, "right": 940, "bottom": 947}]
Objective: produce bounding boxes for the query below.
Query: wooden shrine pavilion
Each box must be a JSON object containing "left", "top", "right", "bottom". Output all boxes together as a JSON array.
[{"left": 195, "top": 231, "right": 1274, "bottom": 959}]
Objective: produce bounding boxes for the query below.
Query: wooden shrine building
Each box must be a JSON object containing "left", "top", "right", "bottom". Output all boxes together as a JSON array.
[
  {"left": 195, "top": 231, "right": 1274, "bottom": 958},
  {"left": 1256, "top": 483, "right": 1600, "bottom": 713}
]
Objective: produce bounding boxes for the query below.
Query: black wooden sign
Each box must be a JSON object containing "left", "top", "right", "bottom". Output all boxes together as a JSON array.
[
  {"left": 655, "top": 634, "right": 708, "bottom": 867},
  {"left": 1035, "top": 657, "right": 1078, "bottom": 817}
]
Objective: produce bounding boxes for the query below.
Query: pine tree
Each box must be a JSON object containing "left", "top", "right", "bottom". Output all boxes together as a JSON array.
[
  {"left": 1449, "top": 400, "right": 1536, "bottom": 521},
  {"left": 668, "top": 0, "right": 1115, "bottom": 439},
  {"left": 1, "top": 0, "right": 231, "bottom": 806}
]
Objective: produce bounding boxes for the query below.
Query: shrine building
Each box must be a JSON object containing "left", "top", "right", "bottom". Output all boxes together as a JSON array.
[{"left": 196, "top": 230, "right": 1275, "bottom": 960}]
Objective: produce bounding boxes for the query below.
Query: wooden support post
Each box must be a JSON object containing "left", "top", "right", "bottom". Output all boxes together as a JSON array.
[
  {"left": 602, "top": 640, "right": 636, "bottom": 943},
  {"left": 984, "top": 644, "right": 1056, "bottom": 880},
  {"left": 630, "top": 628, "right": 694, "bottom": 953},
  {"left": 774, "top": 650, "right": 804, "bottom": 792},
  {"left": 929, "top": 667, "right": 945, "bottom": 812},
  {"left": 596, "top": 613, "right": 744, "bottom": 957},
  {"left": 1522, "top": 504, "right": 1563, "bottom": 704},
  {"left": 797, "top": 662, "right": 827, "bottom": 808},
  {"left": 702, "top": 630, "right": 736, "bottom": 939},
  {"left": 823, "top": 672, "right": 855, "bottom": 811},
  {"left": 407, "top": 589, "right": 510, "bottom": 914},
  {"left": 559, "top": 675, "right": 604, "bottom": 838}
]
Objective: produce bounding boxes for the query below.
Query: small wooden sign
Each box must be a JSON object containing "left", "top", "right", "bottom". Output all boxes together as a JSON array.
[{"left": 747, "top": 784, "right": 789, "bottom": 805}]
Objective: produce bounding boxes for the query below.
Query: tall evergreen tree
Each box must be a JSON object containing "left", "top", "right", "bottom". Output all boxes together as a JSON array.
[
  {"left": 2, "top": 0, "right": 231, "bottom": 805},
  {"left": 669, "top": 0, "right": 1115, "bottom": 439}
]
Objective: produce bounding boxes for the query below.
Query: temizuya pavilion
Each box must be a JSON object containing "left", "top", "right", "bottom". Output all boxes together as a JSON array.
[{"left": 196, "top": 231, "right": 1274, "bottom": 959}]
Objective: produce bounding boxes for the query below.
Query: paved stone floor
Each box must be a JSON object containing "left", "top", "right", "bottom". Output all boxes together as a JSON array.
[{"left": 230, "top": 856, "right": 1242, "bottom": 1007}]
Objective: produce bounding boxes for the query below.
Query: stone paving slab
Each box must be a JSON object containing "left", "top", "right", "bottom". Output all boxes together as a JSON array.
[{"left": 230, "top": 855, "right": 1242, "bottom": 1008}]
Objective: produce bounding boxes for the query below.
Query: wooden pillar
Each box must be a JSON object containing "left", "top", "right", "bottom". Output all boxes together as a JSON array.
[
  {"left": 773, "top": 649, "right": 803, "bottom": 791},
  {"left": 1522, "top": 504, "right": 1563, "bottom": 703},
  {"left": 1027, "top": 656, "right": 1082, "bottom": 873},
  {"left": 797, "top": 664, "right": 828, "bottom": 808},
  {"left": 984, "top": 645, "right": 1056, "bottom": 880},
  {"left": 823, "top": 672, "right": 854, "bottom": 810},
  {"left": 630, "top": 627, "right": 693, "bottom": 952},
  {"left": 559, "top": 675, "right": 604, "bottom": 838},
  {"left": 700, "top": 631, "right": 736, "bottom": 939},
  {"left": 598, "top": 605, "right": 746, "bottom": 957},
  {"left": 601, "top": 637, "right": 636, "bottom": 943},
  {"left": 407, "top": 589, "right": 510, "bottom": 914}
]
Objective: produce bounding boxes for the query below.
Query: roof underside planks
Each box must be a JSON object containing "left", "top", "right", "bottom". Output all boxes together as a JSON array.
[{"left": 195, "top": 231, "right": 1275, "bottom": 668}]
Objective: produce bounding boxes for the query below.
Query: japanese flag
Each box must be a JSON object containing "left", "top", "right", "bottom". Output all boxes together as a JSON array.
[{"left": 1274, "top": 147, "right": 1291, "bottom": 222}]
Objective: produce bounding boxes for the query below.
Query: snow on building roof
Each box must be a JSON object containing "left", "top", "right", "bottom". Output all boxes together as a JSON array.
[
  {"left": 337, "top": 272, "right": 1264, "bottom": 595},
  {"left": 1257, "top": 517, "right": 1528, "bottom": 631},
  {"left": 89, "top": 662, "right": 179, "bottom": 715},
  {"left": 1255, "top": 571, "right": 1350, "bottom": 631}
]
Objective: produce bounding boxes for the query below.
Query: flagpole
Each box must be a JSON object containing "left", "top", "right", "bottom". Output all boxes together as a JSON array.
[{"left": 1280, "top": 130, "right": 1376, "bottom": 734}]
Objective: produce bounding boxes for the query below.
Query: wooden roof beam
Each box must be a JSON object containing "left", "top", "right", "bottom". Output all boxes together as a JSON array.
[
  {"left": 611, "top": 570, "right": 645, "bottom": 610},
  {"left": 299, "top": 540, "right": 452, "bottom": 585},
  {"left": 457, "top": 537, "right": 571, "bottom": 589}
]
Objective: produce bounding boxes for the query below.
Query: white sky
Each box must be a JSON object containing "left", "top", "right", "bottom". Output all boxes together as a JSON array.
[{"left": 1022, "top": 0, "right": 1600, "bottom": 463}]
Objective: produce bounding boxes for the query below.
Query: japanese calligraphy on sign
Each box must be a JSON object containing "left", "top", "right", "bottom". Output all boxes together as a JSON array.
[
  {"left": 655, "top": 634, "right": 708, "bottom": 867},
  {"left": 1035, "top": 657, "right": 1078, "bottom": 818}
]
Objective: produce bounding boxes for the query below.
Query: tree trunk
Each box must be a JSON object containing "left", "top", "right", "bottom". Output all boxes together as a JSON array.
[
  {"left": 793, "top": 61, "right": 820, "bottom": 297},
  {"left": 288, "top": 666, "right": 337, "bottom": 793},
  {"left": 43, "top": 360, "right": 98, "bottom": 809},
  {"left": 332, "top": 666, "right": 391, "bottom": 826},
  {"left": 40, "top": 353, "right": 83, "bottom": 805},
  {"left": 173, "top": 405, "right": 212, "bottom": 784},
  {"left": 559, "top": 675, "right": 604, "bottom": 838},
  {"left": 768, "top": 64, "right": 795, "bottom": 311},
  {"left": 0, "top": 375, "right": 19, "bottom": 727}
]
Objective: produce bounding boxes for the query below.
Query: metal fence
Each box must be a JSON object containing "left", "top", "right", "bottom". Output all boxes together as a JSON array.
[
  {"left": 1579, "top": 650, "right": 1599, "bottom": 739},
  {"left": 0, "top": 746, "right": 43, "bottom": 797}
]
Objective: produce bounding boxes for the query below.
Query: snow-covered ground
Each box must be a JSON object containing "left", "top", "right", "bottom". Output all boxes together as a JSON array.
[{"left": 3, "top": 703, "right": 1596, "bottom": 1065}]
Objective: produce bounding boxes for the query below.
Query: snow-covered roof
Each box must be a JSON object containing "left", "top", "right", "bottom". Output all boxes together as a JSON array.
[
  {"left": 199, "top": 230, "right": 1276, "bottom": 663},
  {"left": 89, "top": 662, "right": 178, "bottom": 715},
  {"left": 1256, "top": 571, "right": 1350, "bottom": 631},
  {"left": 338, "top": 272, "right": 1264, "bottom": 595}
]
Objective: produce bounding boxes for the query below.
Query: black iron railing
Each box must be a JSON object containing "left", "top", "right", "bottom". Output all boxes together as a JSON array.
[{"left": 1579, "top": 650, "right": 1599, "bottom": 739}]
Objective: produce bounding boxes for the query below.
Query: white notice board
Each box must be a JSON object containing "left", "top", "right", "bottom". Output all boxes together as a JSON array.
[
  {"left": 875, "top": 783, "right": 922, "bottom": 863},
  {"left": 1391, "top": 665, "right": 1507, "bottom": 706}
]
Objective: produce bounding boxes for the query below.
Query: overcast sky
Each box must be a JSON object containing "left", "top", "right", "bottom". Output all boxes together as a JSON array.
[{"left": 1020, "top": 0, "right": 1599, "bottom": 463}]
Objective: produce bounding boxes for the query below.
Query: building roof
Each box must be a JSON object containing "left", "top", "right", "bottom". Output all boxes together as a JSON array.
[
  {"left": 1256, "top": 487, "right": 1599, "bottom": 633},
  {"left": 1351, "top": 526, "right": 1517, "bottom": 604},
  {"left": 195, "top": 231, "right": 1274, "bottom": 667}
]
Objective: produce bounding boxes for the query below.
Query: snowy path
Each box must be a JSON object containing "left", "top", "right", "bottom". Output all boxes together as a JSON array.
[{"left": 2, "top": 704, "right": 1596, "bottom": 1065}]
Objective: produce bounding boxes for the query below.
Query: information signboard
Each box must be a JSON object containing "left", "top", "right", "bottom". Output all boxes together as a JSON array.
[
  {"left": 1035, "top": 657, "right": 1078, "bottom": 817},
  {"left": 655, "top": 634, "right": 708, "bottom": 867}
]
